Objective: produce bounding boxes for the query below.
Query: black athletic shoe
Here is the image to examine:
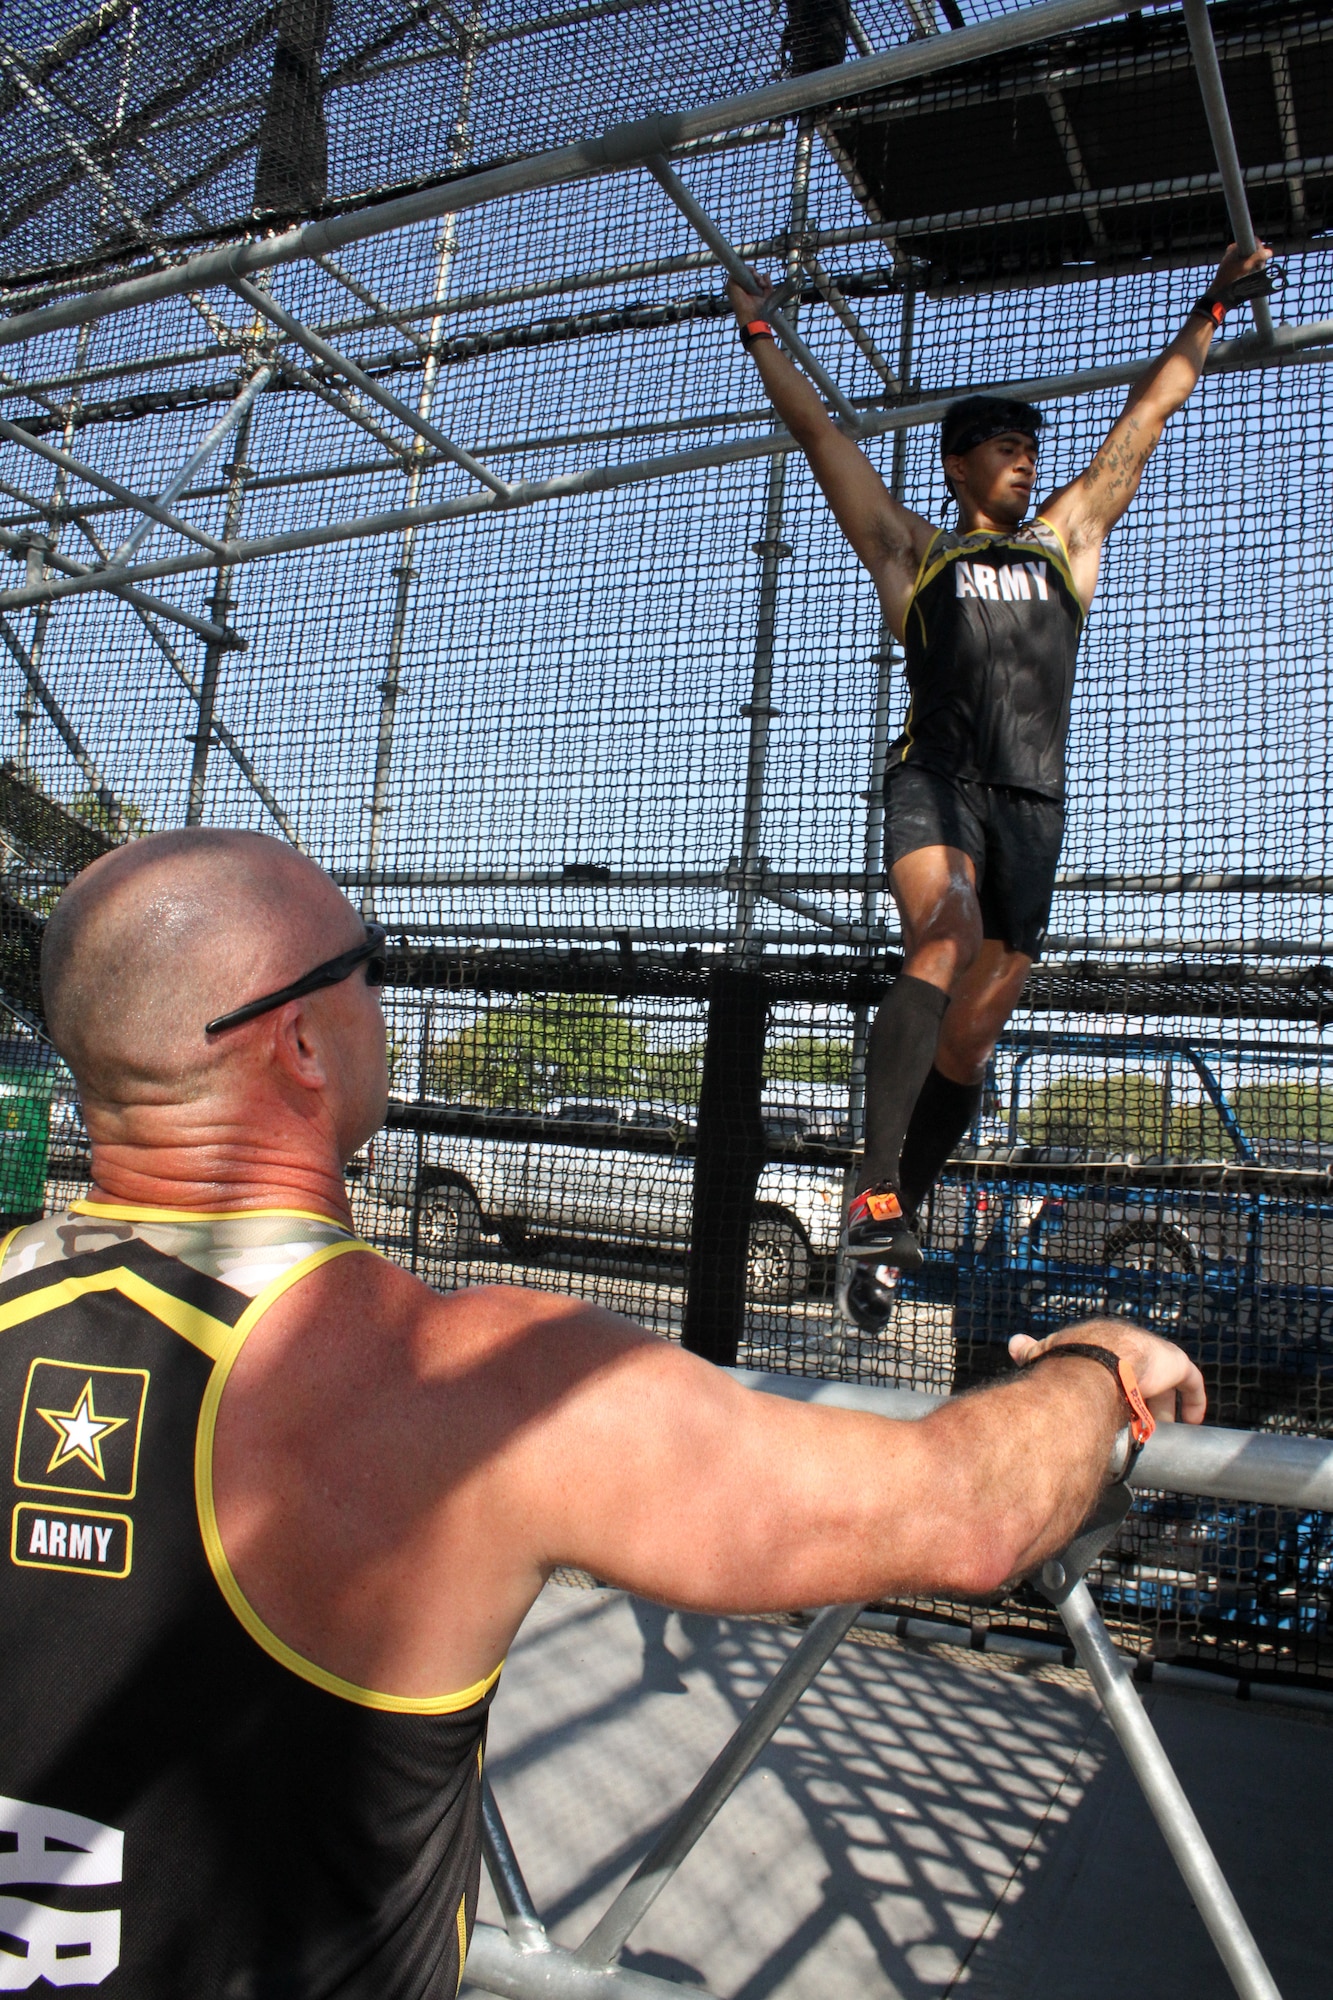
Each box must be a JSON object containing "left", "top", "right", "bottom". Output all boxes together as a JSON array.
[
  {"left": 838, "top": 1259, "right": 900, "bottom": 1334},
  {"left": 846, "top": 1181, "right": 923, "bottom": 1271}
]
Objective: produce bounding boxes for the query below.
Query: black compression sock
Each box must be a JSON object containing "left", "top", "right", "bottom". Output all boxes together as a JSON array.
[
  {"left": 859, "top": 975, "right": 950, "bottom": 1194},
  {"left": 899, "top": 1066, "right": 984, "bottom": 1215}
]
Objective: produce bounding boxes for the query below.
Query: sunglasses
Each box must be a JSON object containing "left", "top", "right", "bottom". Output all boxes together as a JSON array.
[{"left": 205, "top": 923, "right": 387, "bottom": 1036}]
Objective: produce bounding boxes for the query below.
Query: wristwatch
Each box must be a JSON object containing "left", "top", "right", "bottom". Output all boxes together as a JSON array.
[{"left": 1028, "top": 1340, "right": 1157, "bottom": 1481}]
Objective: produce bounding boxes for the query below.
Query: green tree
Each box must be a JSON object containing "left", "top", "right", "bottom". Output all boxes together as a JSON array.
[
  {"left": 1231, "top": 1083, "right": 1333, "bottom": 1150},
  {"left": 424, "top": 996, "right": 658, "bottom": 1110},
  {"left": 764, "top": 1035, "right": 853, "bottom": 1086},
  {"left": 1021, "top": 1072, "right": 1167, "bottom": 1153}
]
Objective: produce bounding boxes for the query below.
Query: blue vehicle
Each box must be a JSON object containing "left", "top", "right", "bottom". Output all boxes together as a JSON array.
[{"left": 898, "top": 1031, "right": 1333, "bottom": 1432}]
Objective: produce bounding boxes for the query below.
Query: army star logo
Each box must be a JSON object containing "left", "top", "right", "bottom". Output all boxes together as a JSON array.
[{"left": 36, "top": 1379, "right": 128, "bottom": 1482}]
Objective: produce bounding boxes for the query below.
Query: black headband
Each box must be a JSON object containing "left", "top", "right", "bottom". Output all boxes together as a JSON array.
[{"left": 940, "top": 398, "right": 1044, "bottom": 463}]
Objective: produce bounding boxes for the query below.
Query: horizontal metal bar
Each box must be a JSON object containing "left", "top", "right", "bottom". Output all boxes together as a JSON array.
[
  {"left": 230, "top": 280, "right": 512, "bottom": 498},
  {"left": 465, "top": 1923, "right": 723, "bottom": 1999},
  {"left": 0, "top": 0, "right": 1150, "bottom": 353},
  {"left": 0, "top": 409, "right": 228, "bottom": 556},
  {"left": 0, "top": 520, "right": 241, "bottom": 644},
  {"left": 6, "top": 318, "right": 1331, "bottom": 613},
  {"left": 730, "top": 1371, "right": 1333, "bottom": 1511}
]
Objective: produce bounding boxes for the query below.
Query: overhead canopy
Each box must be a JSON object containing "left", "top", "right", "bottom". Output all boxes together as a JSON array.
[{"left": 824, "top": 0, "right": 1332, "bottom": 283}]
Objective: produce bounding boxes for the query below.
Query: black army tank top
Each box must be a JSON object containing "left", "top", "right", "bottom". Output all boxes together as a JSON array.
[
  {"left": 0, "top": 1202, "right": 499, "bottom": 1998},
  {"left": 893, "top": 516, "right": 1086, "bottom": 800}
]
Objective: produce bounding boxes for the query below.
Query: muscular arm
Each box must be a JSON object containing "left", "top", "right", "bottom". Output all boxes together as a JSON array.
[
  {"left": 729, "top": 276, "right": 936, "bottom": 639},
  {"left": 1042, "top": 243, "right": 1272, "bottom": 607},
  {"left": 217, "top": 1262, "right": 1203, "bottom": 1698},
  {"left": 512, "top": 1308, "right": 1197, "bottom": 1611}
]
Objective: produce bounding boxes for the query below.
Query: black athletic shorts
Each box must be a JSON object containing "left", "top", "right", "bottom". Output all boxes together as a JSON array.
[{"left": 882, "top": 763, "right": 1065, "bottom": 961}]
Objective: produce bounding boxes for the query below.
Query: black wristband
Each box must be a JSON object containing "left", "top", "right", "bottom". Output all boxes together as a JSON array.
[{"left": 1026, "top": 1340, "right": 1156, "bottom": 1477}]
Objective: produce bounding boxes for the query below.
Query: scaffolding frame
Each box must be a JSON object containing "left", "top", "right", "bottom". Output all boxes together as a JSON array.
[{"left": 1, "top": 0, "right": 1329, "bottom": 958}]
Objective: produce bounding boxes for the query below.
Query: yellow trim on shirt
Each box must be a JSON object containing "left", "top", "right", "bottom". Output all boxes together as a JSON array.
[
  {"left": 71, "top": 1199, "right": 351, "bottom": 1229},
  {"left": 0, "top": 1264, "right": 235, "bottom": 1360},
  {"left": 195, "top": 1237, "right": 504, "bottom": 1715},
  {"left": 0, "top": 1225, "right": 21, "bottom": 1280},
  {"left": 456, "top": 1896, "right": 469, "bottom": 1994}
]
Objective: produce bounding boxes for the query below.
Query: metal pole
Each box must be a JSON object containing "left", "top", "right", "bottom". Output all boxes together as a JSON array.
[
  {"left": 465, "top": 1923, "right": 725, "bottom": 1999},
  {"left": 646, "top": 153, "right": 861, "bottom": 429},
  {"left": 229, "top": 278, "right": 511, "bottom": 498},
  {"left": 0, "top": 612, "right": 123, "bottom": 819},
  {"left": 0, "top": 0, "right": 1157, "bottom": 354},
  {"left": 575, "top": 1600, "right": 863, "bottom": 1966},
  {"left": 849, "top": 286, "right": 916, "bottom": 1141},
  {"left": 0, "top": 519, "right": 242, "bottom": 643},
  {"left": 481, "top": 1779, "right": 549, "bottom": 1954},
  {"left": 108, "top": 362, "right": 273, "bottom": 566},
  {"left": 1055, "top": 1579, "right": 1282, "bottom": 1999},
  {"left": 0, "top": 412, "right": 228, "bottom": 557},
  {"left": 9, "top": 319, "right": 1329, "bottom": 618},
  {"left": 733, "top": 121, "right": 813, "bottom": 958},
  {"left": 729, "top": 1369, "right": 1333, "bottom": 1511},
  {"left": 1181, "top": 0, "right": 1275, "bottom": 343},
  {"left": 362, "top": 9, "right": 485, "bottom": 920},
  {"left": 185, "top": 402, "right": 257, "bottom": 824}
]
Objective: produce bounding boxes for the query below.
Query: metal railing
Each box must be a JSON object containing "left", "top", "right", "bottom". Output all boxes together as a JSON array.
[{"left": 466, "top": 1375, "right": 1327, "bottom": 2000}]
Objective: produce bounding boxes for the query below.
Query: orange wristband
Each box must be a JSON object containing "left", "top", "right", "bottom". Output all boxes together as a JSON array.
[{"left": 738, "top": 319, "right": 774, "bottom": 349}]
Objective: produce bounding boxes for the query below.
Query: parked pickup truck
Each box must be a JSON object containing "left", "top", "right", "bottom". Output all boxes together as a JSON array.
[{"left": 366, "top": 1097, "right": 846, "bottom": 1300}]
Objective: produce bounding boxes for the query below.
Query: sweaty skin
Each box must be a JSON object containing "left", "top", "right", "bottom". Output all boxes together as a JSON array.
[
  {"left": 729, "top": 244, "right": 1272, "bottom": 1084},
  {"left": 43, "top": 831, "right": 1207, "bottom": 1699}
]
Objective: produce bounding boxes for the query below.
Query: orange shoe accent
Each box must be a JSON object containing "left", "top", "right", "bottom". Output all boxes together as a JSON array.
[{"left": 862, "top": 1190, "right": 903, "bottom": 1223}]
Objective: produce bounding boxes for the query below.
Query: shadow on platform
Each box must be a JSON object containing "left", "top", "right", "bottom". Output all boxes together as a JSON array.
[{"left": 465, "top": 1580, "right": 1331, "bottom": 2000}]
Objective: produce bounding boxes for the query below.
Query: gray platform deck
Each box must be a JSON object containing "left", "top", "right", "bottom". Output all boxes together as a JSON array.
[{"left": 466, "top": 1580, "right": 1333, "bottom": 2000}]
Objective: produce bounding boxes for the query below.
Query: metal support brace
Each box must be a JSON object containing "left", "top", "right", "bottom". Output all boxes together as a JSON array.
[
  {"left": 800, "top": 252, "right": 899, "bottom": 390},
  {"left": 0, "top": 412, "right": 228, "bottom": 558},
  {"left": 577, "top": 1601, "right": 863, "bottom": 1965},
  {"left": 0, "top": 610, "right": 125, "bottom": 821},
  {"left": 230, "top": 278, "right": 513, "bottom": 499},
  {"left": 0, "top": 520, "right": 240, "bottom": 646},
  {"left": 645, "top": 154, "right": 863, "bottom": 430},
  {"left": 1039, "top": 1486, "right": 1281, "bottom": 2000},
  {"left": 5, "top": 323, "right": 1332, "bottom": 617},
  {"left": 109, "top": 363, "right": 274, "bottom": 567},
  {"left": 1181, "top": 0, "right": 1275, "bottom": 344},
  {"left": 466, "top": 1607, "right": 862, "bottom": 1999}
]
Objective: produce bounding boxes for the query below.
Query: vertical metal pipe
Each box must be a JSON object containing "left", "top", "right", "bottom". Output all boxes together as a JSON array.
[
  {"left": 1181, "top": 0, "right": 1275, "bottom": 343},
  {"left": 1057, "top": 1580, "right": 1282, "bottom": 2000},
  {"left": 848, "top": 284, "right": 916, "bottom": 1141},
  {"left": 185, "top": 404, "right": 256, "bottom": 824},
  {"left": 362, "top": 13, "right": 483, "bottom": 921},
  {"left": 733, "top": 119, "right": 813, "bottom": 958},
  {"left": 481, "top": 1778, "right": 549, "bottom": 1953},
  {"left": 19, "top": 321, "right": 94, "bottom": 790}
]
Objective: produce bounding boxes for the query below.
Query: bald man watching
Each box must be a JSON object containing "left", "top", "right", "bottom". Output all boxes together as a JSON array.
[{"left": 0, "top": 829, "right": 1205, "bottom": 1999}]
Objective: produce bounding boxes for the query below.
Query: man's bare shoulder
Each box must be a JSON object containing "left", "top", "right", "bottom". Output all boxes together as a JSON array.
[{"left": 286, "top": 1251, "right": 670, "bottom": 1400}]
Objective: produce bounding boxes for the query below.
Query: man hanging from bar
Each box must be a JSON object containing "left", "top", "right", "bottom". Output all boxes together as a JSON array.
[{"left": 729, "top": 240, "right": 1273, "bottom": 1329}]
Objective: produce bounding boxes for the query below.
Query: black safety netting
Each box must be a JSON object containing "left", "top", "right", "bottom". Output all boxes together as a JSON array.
[{"left": 1, "top": 0, "right": 1332, "bottom": 1683}]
